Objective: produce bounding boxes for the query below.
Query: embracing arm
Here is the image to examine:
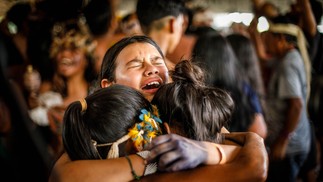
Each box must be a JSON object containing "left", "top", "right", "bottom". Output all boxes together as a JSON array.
[
  {"left": 48, "top": 136, "right": 237, "bottom": 182},
  {"left": 49, "top": 132, "right": 268, "bottom": 182},
  {"left": 142, "top": 132, "right": 268, "bottom": 182},
  {"left": 49, "top": 153, "right": 146, "bottom": 182}
]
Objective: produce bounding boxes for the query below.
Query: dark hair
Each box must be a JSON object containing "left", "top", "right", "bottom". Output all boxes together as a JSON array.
[
  {"left": 6, "top": 2, "right": 32, "bottom": 33},
  {"left": 192, "top": 32, "right": 240, "bottom": 86},
  {"left": 83, "top": 0, "right": 113, "bottom": 36},
  {"left": 62, "top": 84, "right": 152, "bottom": 161},
  {"left": 192, "top": 33, "right": 254, "bottom": 132},
  {"left": 136, "top": 0, "right": 185, "bottom": 33},
  {"left": 152, "top": 60, "right": 234, "bottom": 143},
  {"left": 97, "top": 35, "right": 164, "bottom": 87},
  {"left": 226, "top": 34, "right": 265, "bottom": 99}
]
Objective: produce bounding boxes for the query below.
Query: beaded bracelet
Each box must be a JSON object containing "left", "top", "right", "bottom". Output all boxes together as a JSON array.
[{"left": 125, "top": 155, "right": 141, "bottom": 180}]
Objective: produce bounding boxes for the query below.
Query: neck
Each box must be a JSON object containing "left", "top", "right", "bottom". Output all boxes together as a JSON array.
[
  {"left": 148, "top": 31, "right": 169, "bottom": 56},
  {"left": 148, "top": 32, "right": 176, "bottom": 70},
  {"left": 65, "top": 73, "right": 88, "bottom": 104},
  {"left": 278, "top": 44, "right": 295, "bottom": 58}
]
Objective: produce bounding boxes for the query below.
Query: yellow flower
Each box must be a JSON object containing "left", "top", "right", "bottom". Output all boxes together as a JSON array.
[
  {"left": 143, "top": 113, "right": 150, "bottom": 122},
  {"left": 128, "top": 125, "right": 144, "bottom": 149},
  {"left": 147, "top": 131, "right": 157, "bottom": 140}
]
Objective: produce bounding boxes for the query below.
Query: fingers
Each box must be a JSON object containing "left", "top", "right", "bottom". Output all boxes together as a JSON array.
[
  {"left": 161, "top": 159, "right": 190, "bottom": 172},
  {"left": 147, "top": 134, "right": 182, "bottom": 162},
  {"left": 146, "top": 134, "right": 208, "bottom": 172},
  {"left": 157, "top": 150, "right": 182, "bottom": 171},
  {"left": 147, "top": 134, "right": 173, "bottom": 149},
  {"left": 147, "top": 140, "right": 176, "bottom": 162}
]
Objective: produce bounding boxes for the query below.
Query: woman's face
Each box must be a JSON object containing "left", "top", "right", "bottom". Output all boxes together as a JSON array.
[
  {"left": 102, "top": 42, "right": 169, "bottom": 101},
  {"left": 55, "top": 48, "right": 88, "bottom": 78}
]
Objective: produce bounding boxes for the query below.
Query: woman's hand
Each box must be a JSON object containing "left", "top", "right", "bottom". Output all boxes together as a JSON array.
[{"left": 146, "top": 134, "right": 208, "bottom": 172}]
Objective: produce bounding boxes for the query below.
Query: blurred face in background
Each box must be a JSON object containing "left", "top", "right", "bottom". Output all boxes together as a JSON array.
[{"left": 55, "top": 48, "right": 88, "bottom": 78}]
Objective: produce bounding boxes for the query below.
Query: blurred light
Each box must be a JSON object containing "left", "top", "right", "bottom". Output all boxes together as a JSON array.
[
  {"left": 213, "top": 13, "right": 231, "bottom": 28},
  {"left": 257, "top": 16, "right": 269, "bottom": 32},
  {"left": 240, "top": 13, "right": 253, "bottom": 26},
  {"left": 212, "top": 12, "right": 254, "bottom": 30},
  {"left": 229, "top": 12, "right": 241, "bottom": 23},
  {"left": 318, "top": 25, "right": 323, "bottom": 33}
]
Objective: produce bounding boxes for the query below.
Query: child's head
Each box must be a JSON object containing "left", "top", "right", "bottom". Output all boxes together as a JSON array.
[
  {"left": 151, "top": 60, "right": 234, "bottom": 143},
  {"left": 136, "top": 0, "right": 185, "bottom": 34},
  {"left": 62, "top": 84, "right": 163, "bottom": 161}
]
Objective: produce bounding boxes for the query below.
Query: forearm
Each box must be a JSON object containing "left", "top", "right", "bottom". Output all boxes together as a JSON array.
[
  {"left": 49, "top": 153, "right": 145, "bottom": 182},
  {"left": 280, "top": 98, "right": 302, "bottom": 138},
  {"left": 248, "top": 22, "right": 270, "bottom": 62},
  {"left": 142, "top": 153, "right": 266, "bottom": 182},
  {"left": 203, "top": 141, "right": 241, "bottom": 165},
  {"left": 142, "top": 132, "right": 267, "bottom": 182},
  {"left": 141, "top": 164, "right": 241, "bottom": 182},
  {"left": 299, "top": 0, "right": 317, "bottom": 37}
]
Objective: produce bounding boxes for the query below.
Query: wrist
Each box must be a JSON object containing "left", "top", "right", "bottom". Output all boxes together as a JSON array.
[
  {"left": 203, "top": 142, "right": 226, "bottom": 165},
  {"left": 136, "top": 151, "right": 157, "bottom": 176}
]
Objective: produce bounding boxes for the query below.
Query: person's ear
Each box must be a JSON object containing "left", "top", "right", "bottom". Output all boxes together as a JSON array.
[
  {"left": 163, "top": 122, "right": 171, "bottom": 134},
  {"left": 101, "top": 78, "right": 114, "bottom": 88},
  {"left": 168, "top": 18, "right": 175, "bottom": 33}
]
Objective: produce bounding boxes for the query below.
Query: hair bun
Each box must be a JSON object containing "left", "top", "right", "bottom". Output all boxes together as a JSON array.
[{"left": 170, "top": 60, "right": 205, "bottom": 86}]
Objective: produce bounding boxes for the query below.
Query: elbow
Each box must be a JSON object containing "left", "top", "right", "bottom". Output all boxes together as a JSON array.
[
  {"left": 253, "top": 159, "right": 269, "bottom": 182},
  {"left": 248, "top": 132, "right": 269, "bottom": 182},
  {"left": 249, "top": 149, "right": 269, "bottom": 182},
  {"left": 241, "top": 132, "right": 269, "bottom": 182},
  {"left": 253, "top": 169, "right": 268, "bottom": 182}
]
